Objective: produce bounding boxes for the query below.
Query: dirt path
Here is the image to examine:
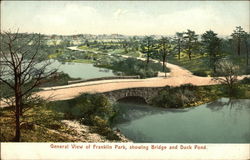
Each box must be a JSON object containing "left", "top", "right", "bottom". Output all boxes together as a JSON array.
[
  {"left": 35, "top": 58, "right": 249, "bottom": 102},
  {"left": 1, "top": 49, "right": 249, "bottom": 107}
]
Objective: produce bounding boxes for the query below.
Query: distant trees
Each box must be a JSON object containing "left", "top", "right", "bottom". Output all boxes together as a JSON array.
[
  {"left": 59, "top": 39, "right": 71, "bottom": 50},
  {"left": 183, "top": 29, "right": 199, "bottom": 60},
  {"left": 0, "top": 31, "right": 56, "bottom": 142},
  {"left": 85, "top": 39, "right": 90, "bottom": 47},
  {"left": 129, "top": 36, "right": 140, "bottom": 51},
  {"left": 121, "top": 40, "right": 129, "bottom": 53},
  {"left": 231, "top": 26, "right": 247, "bottom": 56},
  {"left": 201, "top": 30, "right": 222, "bottom": 73}
]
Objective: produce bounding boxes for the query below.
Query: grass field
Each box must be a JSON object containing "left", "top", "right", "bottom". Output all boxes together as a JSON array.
[{"left": 168, "top": 52, "right": 249, "bottom": 76}]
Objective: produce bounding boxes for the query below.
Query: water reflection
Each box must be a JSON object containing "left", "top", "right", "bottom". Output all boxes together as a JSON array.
[
  {"left": 49, "top": 60, "right": 115, "bottom": 79},
  {"left": 113, "top": 102, "right": 191, "bottom": 124},
  {"left": 206, "top": 98, "right": 250, "bottom": 112},
  {"left": 113, "top": 98, "right": 250, "bottom": 143}
]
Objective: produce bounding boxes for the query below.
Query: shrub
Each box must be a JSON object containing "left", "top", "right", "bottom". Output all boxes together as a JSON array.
[
  {"left": 151, "top": 85, "right": 199, "bottom": 108},
  {"left": 240, "top": 77, "right": 250, "bottom": 84},
  {"left": 68, "top": 93, "right": 115, "bottom": 124},
  {"left": 245, "top": 66, "right": 250, "bottom": 74},
  {"left": 179, "top": 83, "right": 197, "bottom": 91},
  {"left": 97, "top": 57, "right": 169, "bottom": 78},
  {"left": 193, "top": 71, "right": 208, "bottom": 77}
]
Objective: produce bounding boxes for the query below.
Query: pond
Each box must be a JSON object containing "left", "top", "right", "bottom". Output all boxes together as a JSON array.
[
  {"left": 113, "top": 98, "right": 250, "bottom": 143},
  {"left": 49, "top": 60, "right": 115, "bottom": 79}
]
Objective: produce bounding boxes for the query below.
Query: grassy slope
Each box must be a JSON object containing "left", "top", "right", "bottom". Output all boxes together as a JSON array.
[
  {"left": 168, "top": 52, "right": 212, "bottom": 76},
  {"left": 0, "top": 106, "right": 74, "bottom": 142},
  {"left": 168, "top": 52, "right": 249, "bottom": 76}
]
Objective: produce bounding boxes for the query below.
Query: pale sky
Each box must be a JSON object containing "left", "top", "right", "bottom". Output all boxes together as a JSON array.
[{"left": 1, "top": 1, "right": 249, "bottom": 35}]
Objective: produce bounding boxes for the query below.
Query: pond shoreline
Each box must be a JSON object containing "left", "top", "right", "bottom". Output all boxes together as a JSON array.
[{"left": 113, "top": 98, "right": 250, "bottom": 143}]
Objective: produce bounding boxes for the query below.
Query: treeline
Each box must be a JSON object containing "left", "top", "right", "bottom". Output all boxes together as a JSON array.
[
  {"left": 138, "top": 26, "right": 249, "bottom": 75},
  {"left": 79, "top": 26, "right": 250, "bottom": 75}
]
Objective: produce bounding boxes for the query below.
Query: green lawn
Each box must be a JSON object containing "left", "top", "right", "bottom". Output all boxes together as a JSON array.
[
  {"left": 168, "top": 52, "right": 212, "bottom": 76},
  {"left": 168, "top": 52, "right": 249, "bottom": 76},
  {"left": 78, "top": 45, "right": 99, "bottom": 52},
  {"left": 48, "top": 51, "right": 64, "bottom": 59}
]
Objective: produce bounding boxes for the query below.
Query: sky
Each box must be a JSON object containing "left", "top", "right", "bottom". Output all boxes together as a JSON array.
[{"left": 1, "top": 1, "right": 249, "bottom": 36}]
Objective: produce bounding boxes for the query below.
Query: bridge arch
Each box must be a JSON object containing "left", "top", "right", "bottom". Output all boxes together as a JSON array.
[{"left": 102, "top": 87, "right": 164, "bottom": 104}]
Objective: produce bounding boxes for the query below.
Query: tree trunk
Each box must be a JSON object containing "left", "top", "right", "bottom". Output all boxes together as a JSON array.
[
  {"left": 212, "top": 53, "right": 216, "bottom": 73},
  {"left": 245, "top": 40, "right": 249, "bottom": 65},
  {"left": 178, "top": 40, "right": 181, "bottom": 60},
  {"left": 188, "top": 50, "right": 191, "bottom": 60},
  {"left": 162, "top": 55, "right": 166, "bottom": 77},
  {"left": 14, "top": 94, "right": 21, "bottom": 142},
  {"left": 237, "top": 38, "right": 241, "bottom": 56},
  {"left": 165, "top": 57, "right": 167, "bottom": 77},
  {"left": 14, "top": 73, "right": 22, "bottom": 142}
]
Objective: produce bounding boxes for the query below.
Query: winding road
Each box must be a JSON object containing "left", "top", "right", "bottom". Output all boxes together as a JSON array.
[
  {"left": 0, "top": 47, "right": 249, "bottom": 107},
  {"left": 36, "top": 61, "right": 246, "bottom": 102}
]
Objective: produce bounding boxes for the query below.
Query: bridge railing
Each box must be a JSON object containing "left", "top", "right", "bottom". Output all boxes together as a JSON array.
[{"left": 67, "top": 75, "right": 140, "bottom": 85}]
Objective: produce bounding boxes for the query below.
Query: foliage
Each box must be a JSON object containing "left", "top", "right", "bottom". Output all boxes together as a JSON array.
[
  {"left": 0, "top": 31, "right": 57, "bottom": 142},
  {"left": 201, "top": 30, "right": 222, "bottom": 73},
  {"left": 47, "top": 93, "right": 120, "bottom": 140},
  {"left": 174, "top": 32, "right": 184, "bottom": 60},
  {"left": 183, "top": 29, "right": 199, "bottom": 60},
  {"left": 151, "top": 83, "right": 250, "bottom": 109},
  {"left": 151, "top": 84, "right": 200, "bottom": 108},
  {"left": 39, "top": 72, "right": 80, "bottom": 87},
  {"left": 193, "top": 70, "right": 208, "bottom": 77},
  {"left": 0, "top": 104, "right": 68, "bottom": 142},
  {"left": 140, "top": 36, "right": 155, "bottom": 64},
  {"left": 155, "top": 37, "right": 174, "bottom": 76},
  {"left": 96, "top": 57, "right": 169, "bottom": 78},
  {"left": 213, "top": 60, "right": 241, "bottom": 96},
  {"left": 231, "top": 26, "right": 248, "bottom": 56},
  {"left": 240, "top": 77, "right": 250, "bottom": 84}
]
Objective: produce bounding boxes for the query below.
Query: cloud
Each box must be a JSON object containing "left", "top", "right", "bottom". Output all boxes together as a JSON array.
[
  {"left": 114, "top": 9, "right": 128, "bottom": 19},
  {"left": 32, "top": 3, "right": 102, "bottom": 34},
  {"left": 2, "top": 1, "right": 249, "bottom": 35}
]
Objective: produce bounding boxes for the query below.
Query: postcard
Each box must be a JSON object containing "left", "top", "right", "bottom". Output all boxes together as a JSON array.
[{"left": 0, "top": 1, "right": 249, "bottom": 159}]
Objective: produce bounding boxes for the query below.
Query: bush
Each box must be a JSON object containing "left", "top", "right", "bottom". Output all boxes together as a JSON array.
[
  {"left": 179, "top": 83, "right": 197, "bottom": 91},
  {"left": 67, "top": 93, "right": 115, "bottom": 124},
  {"left": 245, "top": 66, "right": 250, "bottom": 74},
  {"left": 193, "top": 71, "right": 208, "bottom": 77},
  {"left": 97, "top": 57, "right": 169, "bottom": 78},
  {"left": 151, "top": 85, "right": 199, "bottom": 108},
  {"left": 48, "top": 93, "right": 120, "bottom": 140},
  {"left": 240, "top": 77, "right": 250, "bottom": 84}
]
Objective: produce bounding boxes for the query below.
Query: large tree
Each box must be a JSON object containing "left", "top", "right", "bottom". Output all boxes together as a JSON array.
[
  {"left": 243, "top": 32, "right": 250, "bottom": 66},
  {"left": 201, "top": 30, "right": 222, "bottom": 73},
  {"left": 183, "top": 29, "right": 198, "bottom": 60},
  {"left": 174, "top": 32, "right": 184, "bottom": 60},
  {"left": 157, "top": 37, "right": 173, "bottom": 77},
  {"left": 141, "top": 36, "right": 154, "bottom": 64},
  {"left": 231, "top": 26, "right": 247, "bottom": 56},
  {"left": 0, "top": 31, "right": 56, "bottom": 142}
]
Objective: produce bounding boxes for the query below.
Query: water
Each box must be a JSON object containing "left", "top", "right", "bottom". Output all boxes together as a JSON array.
[
  {"left": 113, "top": 98, "right": 250, "bottom": 143},
  {"left": 49, "top": 60, "right": 115, "bottom": 79}
]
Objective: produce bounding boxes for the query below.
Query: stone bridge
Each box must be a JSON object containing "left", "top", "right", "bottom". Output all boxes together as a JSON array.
[{"left": 102, "top": 87, "right": 165, "bottom": 103}]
